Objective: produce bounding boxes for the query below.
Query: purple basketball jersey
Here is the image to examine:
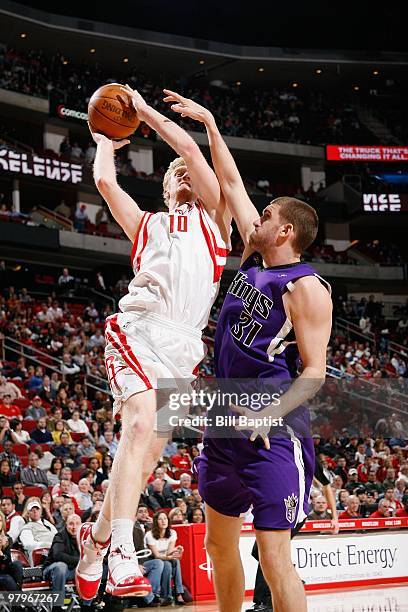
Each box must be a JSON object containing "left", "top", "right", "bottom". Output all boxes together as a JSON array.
[
  {"left": 195, "top": 254, "right": 330, "bottom": 529},
  {"left": 215, "top": 254, "right": 329, "bottom": 380},
  {"left": 194, "top": 253, "right": 325, "bottom": 529}
]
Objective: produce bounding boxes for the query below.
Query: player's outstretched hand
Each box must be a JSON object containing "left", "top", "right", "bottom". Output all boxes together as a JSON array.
[
  {"left": 330, "top": 518, "right": 340, "bottom": 535},
  {"left": 230, "top": 403, "right": 271, "bottom": 449},
  {"left": 119, "top": 84, "right": 149, "bottom": 121},
  {"left": 87, "top": 122, "right": 130, "bottom": 149},
  {"left": 163, "top": 89, "right": 213, "bottom": 123}
]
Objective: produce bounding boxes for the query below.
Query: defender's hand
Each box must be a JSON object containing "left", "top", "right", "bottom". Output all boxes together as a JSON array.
[
  {"left": 163, "top": 89, "right": 213, "bottom": 123},
  {"left": 230, "top": 404, "right": 271, "bottom": 449}
]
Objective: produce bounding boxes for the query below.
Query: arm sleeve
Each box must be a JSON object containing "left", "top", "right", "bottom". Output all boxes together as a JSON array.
[
  {"left": 169, "top": 529, "right": 177, "bottom": 543},
  {"left": 21, "top": 469, "right": 31, "bottom": 485},
  {"left": 19, "top": 528, "right": 35, "bottom": 549},
  {"left": 8, "top": 516, "right": 25, "bottom": 543},
  {"left": 52, "top": 535, "right": 79, "bottom": 569}
]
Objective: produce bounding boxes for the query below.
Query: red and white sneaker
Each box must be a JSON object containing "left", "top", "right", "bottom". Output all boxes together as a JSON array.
[
  {"left": 106, "top": 546, "right": 152, "bottom": 597},
  {"left": 75, "top": 522, "right": 110, "bottom": 601}
]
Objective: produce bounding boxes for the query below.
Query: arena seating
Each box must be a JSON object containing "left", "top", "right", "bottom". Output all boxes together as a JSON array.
[{"left": 0, "top": 272, "right": 407, "bottom": 604}]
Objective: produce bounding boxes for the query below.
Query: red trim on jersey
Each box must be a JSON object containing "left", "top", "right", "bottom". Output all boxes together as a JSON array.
[
  {"left": 105, "top": 355, "right": 121, "bottom": 393},
  {"left": 106, "top": 316, "right": 152, "bottom": 389},
  {"left": 197, "top": 205, "right": 217, "bottom": 281},
  {"left": 130, "top": 212, "right": 148, "bottom": 266},
  {"left": 196, "top": 201, "right": 229, "bottom": 256},
  {"left": 197, "top": 203, "right": 228, "bottom": 282},
  {"left": 105, "top": 330, "right": 152, "bottom": 390},
  {"left": 135, "top": 213, "right": 153, "bottom": 271},
  {"left": 109, "top": 315, "right": 152, "bottom": 388}
]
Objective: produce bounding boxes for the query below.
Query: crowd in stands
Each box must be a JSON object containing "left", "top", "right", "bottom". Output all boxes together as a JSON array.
[
  {"left": 0, "top": 272, "right": 407, "bottom": 605},
  {"left": 0, "top": 43, "right": 382, "bottom": 146},
  {"left": 308, "top": 435, "right": 408, "bottom": 522},
  {"left": 335, "top": 293, "right": 408, "bottom": 350}
]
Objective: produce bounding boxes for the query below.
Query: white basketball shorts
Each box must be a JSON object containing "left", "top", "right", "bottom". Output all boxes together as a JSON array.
[{"left": 104, "top": 311, "right": 205, "bottom": 425}]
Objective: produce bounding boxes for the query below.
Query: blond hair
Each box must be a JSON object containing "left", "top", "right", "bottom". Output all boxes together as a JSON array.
[{"left": 162, "top": 157, "right": 186, "bottom": 207}]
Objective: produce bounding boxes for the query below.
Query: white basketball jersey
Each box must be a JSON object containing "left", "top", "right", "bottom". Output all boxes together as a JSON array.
[{"left": 119, "top": 202, "right": 230, "bottom": 331}]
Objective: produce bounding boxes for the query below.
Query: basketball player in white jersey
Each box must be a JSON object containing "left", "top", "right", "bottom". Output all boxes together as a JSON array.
[{"left": 75, "top": 85, "right": 231, "bottom": 600}]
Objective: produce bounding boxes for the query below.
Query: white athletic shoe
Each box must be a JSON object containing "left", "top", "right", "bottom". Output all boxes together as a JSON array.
[
  {"left": 106, "top": 546, "right": 152, "bottom": 597},
  {"left": 75, "top": 522, "right": 110, "bottom": 601}
]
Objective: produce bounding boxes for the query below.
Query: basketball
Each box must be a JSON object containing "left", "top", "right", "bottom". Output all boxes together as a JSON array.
[{"left": 88, "top": 83, "right": 140, "bottom": 139}]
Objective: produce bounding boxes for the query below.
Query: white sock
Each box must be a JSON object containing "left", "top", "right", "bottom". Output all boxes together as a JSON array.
[
  {"left": 91, "top": 513, "right": 111, "bottom": 544},
  {"left": 111, "top": 519, "right": 135, "bottom": 553}
]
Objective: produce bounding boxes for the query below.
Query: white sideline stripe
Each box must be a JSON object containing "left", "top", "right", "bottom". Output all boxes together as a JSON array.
[{"left": 287, "top": 425, "right": 307, "bottom": 525}]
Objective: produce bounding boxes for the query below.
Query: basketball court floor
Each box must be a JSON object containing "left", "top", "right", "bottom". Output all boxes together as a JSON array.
[{"left": 133, "top": 584, "right": 408, "bottom": 610}]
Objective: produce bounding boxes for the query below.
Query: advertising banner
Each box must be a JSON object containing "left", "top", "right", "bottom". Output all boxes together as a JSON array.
[
  {"left": 0, "top": 149, "right": 82, "bottom": 184},
  {"left": 175, "top": 523, "right": 408, "bottom": 600},
  {"left": 49, "top": 94, "right": 156, "bottom": 140},
  {"left": 291, "top": 532, "right": 408, "bottom": 587},
  {"left": 326, "top": 145, "right": 408, "bottom": 162},
  {"left": 362, "top": 193, "right": 408, "bottom": 212}
]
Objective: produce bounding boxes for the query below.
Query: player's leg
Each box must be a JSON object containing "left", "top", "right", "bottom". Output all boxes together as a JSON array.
[
  {"left": 205, "top": 504, "right": 245, "bottom": 612},
  {"left": 76, "top": 389, "right": 156, "bottom": 599},
  {"left": 107, "top": 391, "right": 167, "bottom": 596},
  {"left": 109, "top": 389, "right": 156, "bottom": 521},
  {"left": 91, "top": 426, "right": 166, "bottom": 531},
  {"left": 256, "top": 529, "right": 306, "bottom": 612}
]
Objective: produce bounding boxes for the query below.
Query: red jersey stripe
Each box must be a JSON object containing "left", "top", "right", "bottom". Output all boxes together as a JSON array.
[
  {"left": 197, "top": 205, "right": 217, "bottom": 282},
  {"left": 196, "top": 201, "right": 230, "bottom": 257},
  {"left": 135, "top": 213, "right": 153, "bottom": 271},
  {"left": 108, "top": 315, "right": 152, "bottom": 389},
  {"left": 130, "top": 211, "right": 148, "bottom": 267},
  {"left": 105, "top": 330, "right": 152, "bottom": 390},
  {"left": 197, "top": 204, "right": 228, "bottom": 282}
]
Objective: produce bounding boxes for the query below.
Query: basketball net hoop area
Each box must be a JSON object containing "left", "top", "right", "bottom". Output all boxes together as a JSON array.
[{"left": 173, "top": 519, "right": 408, "bottom": 601}]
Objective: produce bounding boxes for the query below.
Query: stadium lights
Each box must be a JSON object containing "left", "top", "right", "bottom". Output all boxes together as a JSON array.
[
  {"left": 90, "top": 48, "right": 96, "bottom": 54},
  {"left": 62, "top": 59, "right": 69, "bottom": 65},
  {"left": 353, "top": 85, "right": 360, "bottom": 91},
  {"left": 20, "top": 33, "right": 27, "bottom": 38},
  {"left": 258, "top": 67, "right": 264, "bottom": 72},
  {"left": 292, "top": 82, "right": 299, "bottom": 88},
  {"left": 315, "top": 69, "right": 322, "bottom": 74},
  {"left": 236, "top": 81, "right": 242, "bottom": 86},
  {"left": 123, "top": 57, "right": 129, "bottom": 63},
  {"left": 373, "top": 70, "right": 379, "bottom": 75},
  {"left": 199, "top": 59, "right": 205, "bottom": 65}
]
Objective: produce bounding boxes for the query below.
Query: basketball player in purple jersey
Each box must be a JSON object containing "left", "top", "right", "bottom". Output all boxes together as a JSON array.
[{"left": 164, "top": 90, "right": 332, "bottom": 612}]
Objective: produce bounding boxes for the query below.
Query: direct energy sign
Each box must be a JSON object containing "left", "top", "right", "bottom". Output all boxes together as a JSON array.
[
  {"left": 0, "top": 149, "right": 82, "bottom": 184},
  {"left": 363, "top": 193, "right": 408, "bottom": 212},
  {"left": 327, "top": 145, "right": 408, "bottom": 162}
]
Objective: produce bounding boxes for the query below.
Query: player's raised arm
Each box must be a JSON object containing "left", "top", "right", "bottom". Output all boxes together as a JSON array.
[
  {"left": 91, "top": 126, "right": 145, "bottom": 241},
  {"left": 163, "top": 89, "right": 258, "bottom": 249},
  {"left": 121, "top": 85, "right": 227, "bottom": 227}
]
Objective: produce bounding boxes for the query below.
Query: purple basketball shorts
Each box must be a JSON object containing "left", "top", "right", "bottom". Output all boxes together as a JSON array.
[{"left": 195, "top": 432, "right": 314, "bottom": 530}]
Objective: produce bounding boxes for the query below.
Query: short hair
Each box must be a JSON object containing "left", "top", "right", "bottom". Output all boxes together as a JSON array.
[
  {"left": 1, "top": 496, "right": 14, "bottom": 504},
  {"left": 272, "top": 197, "right": 318, "bottom": 253},
  {"left": 162, "top": 157, "right": 186, "bottom": 207}
]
